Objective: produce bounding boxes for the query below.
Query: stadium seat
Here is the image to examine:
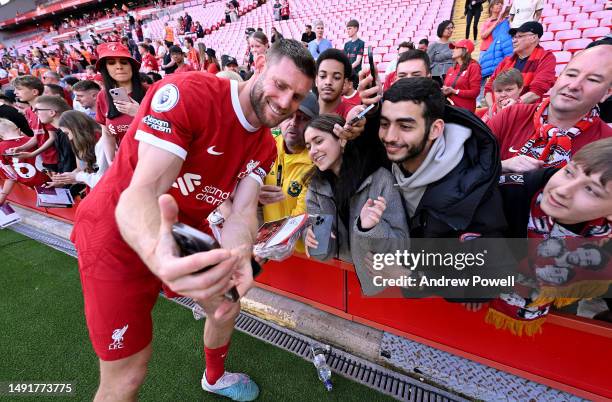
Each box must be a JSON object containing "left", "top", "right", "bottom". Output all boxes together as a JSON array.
[
  {"left": 555, "top": 63, "right": 567, "bottom": 76},
  {"left": 573, "top": 19, "right": 598, "bottom": 30},
  {"left": 540, "top": 41, "right": 563, "bottom": 51},
  {"left": 541, "top": 31, "right": 554, "bottom": 41},
  {"left": 565, "top": 12, "right": 589, "bottom": 23},
  {"left": 582, "top": 26, "right": 611, "bottom": 40},
  {"left": 555, "top": 29, "right": 581, "bottom": 41},
  {"left": 559, "top": 6, "right": 581, "bottom": 16},
  {"left": 541, "top": 8, "right": 559, "bottom": 17},
  {"left": 553, "top": 50, "right": 572, "bottom": 63},
  {"left": 582, "top": 3, "right": 605, "bottom": 13},
  {"left": 563, "top": 38, "right": 591, "bottom": 51},
  {"left": 548, "top": 21, "right": 572, "bottom": 33},
  {"left": 543, "top": 15, "right": 565, "bottom": 25},
  {"left": 590, "top": 10, "right": 612, "bottom": 21}
]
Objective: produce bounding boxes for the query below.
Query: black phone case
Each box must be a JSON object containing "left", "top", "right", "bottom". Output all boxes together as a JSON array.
[{"left": 171, "top": 223, "right": 240, "bottom": 302}]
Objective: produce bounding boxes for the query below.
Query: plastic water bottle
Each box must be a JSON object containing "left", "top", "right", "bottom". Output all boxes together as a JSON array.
[{"left": 311, "top": 344, "right": 333, "bottom": 391}]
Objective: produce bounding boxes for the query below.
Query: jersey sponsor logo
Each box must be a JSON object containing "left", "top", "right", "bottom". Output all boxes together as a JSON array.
[
  {"left": 108, "top": 324, "right": 128, "bottom": 350},
  {"left": 172, "top": 173, "right": 202, "bottom": 195},
  {"left": 143, "top": 115, "right": 172, "bottom": 134},
  {"left": 207, "top": 146, "right": 223, "bottom": 155},
  {"left": 151, "top": 84, "right": 180, "bottom": 112},
  {"left": 196, "top": 185, "right": 231, "bottom": 206}
]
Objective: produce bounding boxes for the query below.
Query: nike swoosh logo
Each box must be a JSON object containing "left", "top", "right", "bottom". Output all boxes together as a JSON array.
[
  {"left": 509, "top": 146, "right": 519, "bottom": 153},
  {"left": 207, "top": 146, "right": 223, "bottom": 155}
]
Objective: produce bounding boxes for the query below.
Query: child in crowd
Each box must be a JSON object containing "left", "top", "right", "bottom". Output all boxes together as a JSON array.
[
  {"left": 11, "top": 76, "right": 60, "bottom": 172},
  {"left": 47, "top": 111, "right": 108, "bottom": 189},
  {"left": 488, "top": 138, "right": 612, "bottom": 334},
  {"left": 12, "top": 96, "right": 75, "bottom": 174},
  {"left": 0, "top": 118, "right": 49, "bottom": 205},
  {"left": 477, "top": 68, "right": 523, "bottom": 123},
  {"left": 303, "top": 114, "right": 409, "bottom": 293}
]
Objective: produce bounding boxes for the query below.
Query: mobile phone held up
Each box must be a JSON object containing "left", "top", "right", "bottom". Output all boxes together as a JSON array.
[
  {"left": 171, "top": 222, "right": 241, "bottom": 302},
  {"left": 368, "top": 46, "right": 377, "bottom": 87},
  {"left": 109, "top": 87, "right": 131, "bottom": 103},
  {"left": 347, "top": 103, "right": 376, "bottom": 126}
]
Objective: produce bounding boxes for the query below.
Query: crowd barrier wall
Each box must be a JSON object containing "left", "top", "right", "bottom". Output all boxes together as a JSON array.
[{"left": 5, "top": 183, "right": 612, "bottom": 400}]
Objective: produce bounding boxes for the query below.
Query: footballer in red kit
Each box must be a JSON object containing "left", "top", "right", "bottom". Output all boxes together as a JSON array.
[{"left": 71, "top": 40, "right": 317, "bottom": 402}]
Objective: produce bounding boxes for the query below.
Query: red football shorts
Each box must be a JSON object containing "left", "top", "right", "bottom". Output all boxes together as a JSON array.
[{"left": 79, "top": 269, "right": 162, "bottom": 361}]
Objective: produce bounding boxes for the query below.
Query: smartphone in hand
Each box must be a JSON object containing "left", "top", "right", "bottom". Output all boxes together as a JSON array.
[
  {"left": 109, "top": 87, "right": 131, "bottom": 103},
  {"left": 171, "top": 222, "right": 241, "bottom": 302}
]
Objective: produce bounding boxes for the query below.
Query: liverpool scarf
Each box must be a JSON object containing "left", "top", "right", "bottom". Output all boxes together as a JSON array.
[{"left": 519, "top": 98, "right": 599, "bottom": 168}]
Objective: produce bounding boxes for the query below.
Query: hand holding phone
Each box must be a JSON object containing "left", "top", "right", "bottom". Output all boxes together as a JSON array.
[
  {"left": 109, "top": 87, "right": 131, "bottom": 103},
  {"left": 368, "top": 46, "right": 377, "bottom": 88},
  {"left": 347, "top": 104, "right": 376, "bottom": 126},
  {"left": 172, "top": 222, "right": 241, "bottom": 302}
]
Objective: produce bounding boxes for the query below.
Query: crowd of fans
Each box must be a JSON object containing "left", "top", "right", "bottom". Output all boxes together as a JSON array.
[
  {"left": 0, "top": 0, "right": 611, "bottom": 352},
  {"left": 0, "top": 0, "right": 610, "bottom": 398}
]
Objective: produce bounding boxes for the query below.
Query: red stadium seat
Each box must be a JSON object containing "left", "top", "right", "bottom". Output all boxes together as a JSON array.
[
  {"left": 555, "top": 29, "right": 581, "bottom": 41},
  {"left": 582, "top": 3, "right": 605, "bottom": 13},
  {"left": 565, "top": 12, "right": 589, "bottom": 22},
  {"left": 563, "top": 38, "right": 591, "bottom": 51},
  {"left": 582, "top": 26, "right": 611, "bottom": 40},
  {"left": 573, "top": 19, "right": 598, "bottom": 30},
  {"left": 541, "top": 31, "right": 554, "bottom": 41},
  {"left": 555, "top": 63, "right": 567, "bottom": 76},
  {"left": 590, "top": 10, "right": 612, "bottom": 21},
  {"left": 553, "top": 50, "right": 572, "bottom": 63},
  {"left": 541, "top": 8, "right": 559, "bottom": 17},
  {"left": 548, "top": 21, "right": 572, "bottom": 32},
  {"left": 543, "top": 15, "right": 565, "bottom": 24},
  {"left": 540, "top": 41, "right": 563, "bottom": 51},
  {"left": 559, "top": 6, "right": 581, "bottom": 16}
]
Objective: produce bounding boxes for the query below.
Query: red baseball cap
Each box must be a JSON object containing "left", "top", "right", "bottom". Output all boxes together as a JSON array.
[
  {"left": 95, "top": 42, "right": 140, "bottom": 71},
  {"left": 449, "top": 39, "right": 475, "bottom": 54}
]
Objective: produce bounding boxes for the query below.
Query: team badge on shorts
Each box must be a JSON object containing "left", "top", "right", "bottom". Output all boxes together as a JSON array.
[
  {"left": 108, "top": 324, "right": 128, "bottom": 350},
  {"left": 287, "top": 181, "right": 302, "bottom": 197},
  {"left": 152, "top": 84, "right": 180, "bottom": 113}
]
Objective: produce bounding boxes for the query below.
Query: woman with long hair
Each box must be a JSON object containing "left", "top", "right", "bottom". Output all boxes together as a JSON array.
[
  {"left": 442, "top": 39, "right": 482, "bottom": 111},
  {"left": 427, "top": 20, "right": 455, "bottom": 86},
  {"left": 303, "top": 114, "right": 408, "bottom": 291},
  {"left": 95, "top": 42, "right": 147, "bottom": 163},
  {"left": 48, "top": 110, "right": 110, "bottom": 189},
  {"left": 205, "top": 48, "right": 220, "bottom": 74},
  {"left": 247, "top": 31, "right": 269, "bottom": 70},
  {"left": 197, "top": 42, "right": 209, "bottom": 71}
]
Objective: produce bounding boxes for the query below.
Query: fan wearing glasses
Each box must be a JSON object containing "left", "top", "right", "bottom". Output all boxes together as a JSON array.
[
  {"left": 7, "top": 96, "right": 71, "bottom": 173},
  {"left": 484, "top": 21, "right": 556, "bottom": 112}
]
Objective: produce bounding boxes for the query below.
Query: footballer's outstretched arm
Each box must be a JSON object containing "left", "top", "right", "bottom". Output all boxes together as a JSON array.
[{"left": 115, "top": 141, "right": 236, "bottom": 302}]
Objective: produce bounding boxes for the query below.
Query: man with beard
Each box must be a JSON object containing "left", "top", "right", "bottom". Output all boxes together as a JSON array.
[
  {"left": 487, "top": 44, "right": 612, "bottom": 173},
  {"left": 71, "top": 39, "right": 315, "bottom": 402},
  {"left": 374, "top": 77, "right": 506, "bottom": 238},
  {"left": 260, "top": 92, "right": 318, "bottom": 224},
  {"left": 316, "top": 48, "right": 354, "bottom": 119}
]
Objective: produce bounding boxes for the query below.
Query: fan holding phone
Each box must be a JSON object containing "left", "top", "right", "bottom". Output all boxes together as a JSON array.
[
  {"left": 303, "top": 114, "right": 409, "bottom": 263},
  {"left": 95, "top": 42, "right": 147, "bottom": 163}
]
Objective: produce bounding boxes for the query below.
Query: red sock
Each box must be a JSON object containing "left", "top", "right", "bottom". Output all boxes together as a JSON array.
[{"left": 205, "top": 343, "right": 230, "bottom": 385}]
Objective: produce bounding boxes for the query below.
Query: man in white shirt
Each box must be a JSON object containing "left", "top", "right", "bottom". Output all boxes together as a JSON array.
[{"left": 509, "top": 0, "right": 544, "bottom": 29}]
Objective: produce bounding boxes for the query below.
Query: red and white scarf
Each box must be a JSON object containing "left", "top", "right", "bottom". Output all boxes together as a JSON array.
[
  {"left": 519, "top": 98, "right": 599, "bottom": 168},
  {"left": 486, "top": 191, "right": 612, "bottom": 336}
]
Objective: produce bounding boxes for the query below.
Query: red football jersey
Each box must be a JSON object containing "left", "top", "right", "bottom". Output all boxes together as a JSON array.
[
  {"left": 95, "top": 90, "right": 137, "bottom": 145},
  {"left": 24, "top": 107, "right": 58, "bottom": 165},
  {"left": 72, "top": 73, "right": 277, "bottom": 280},
  {"left": 0, "top": 137, "right": 49, "bottom": 187}
]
